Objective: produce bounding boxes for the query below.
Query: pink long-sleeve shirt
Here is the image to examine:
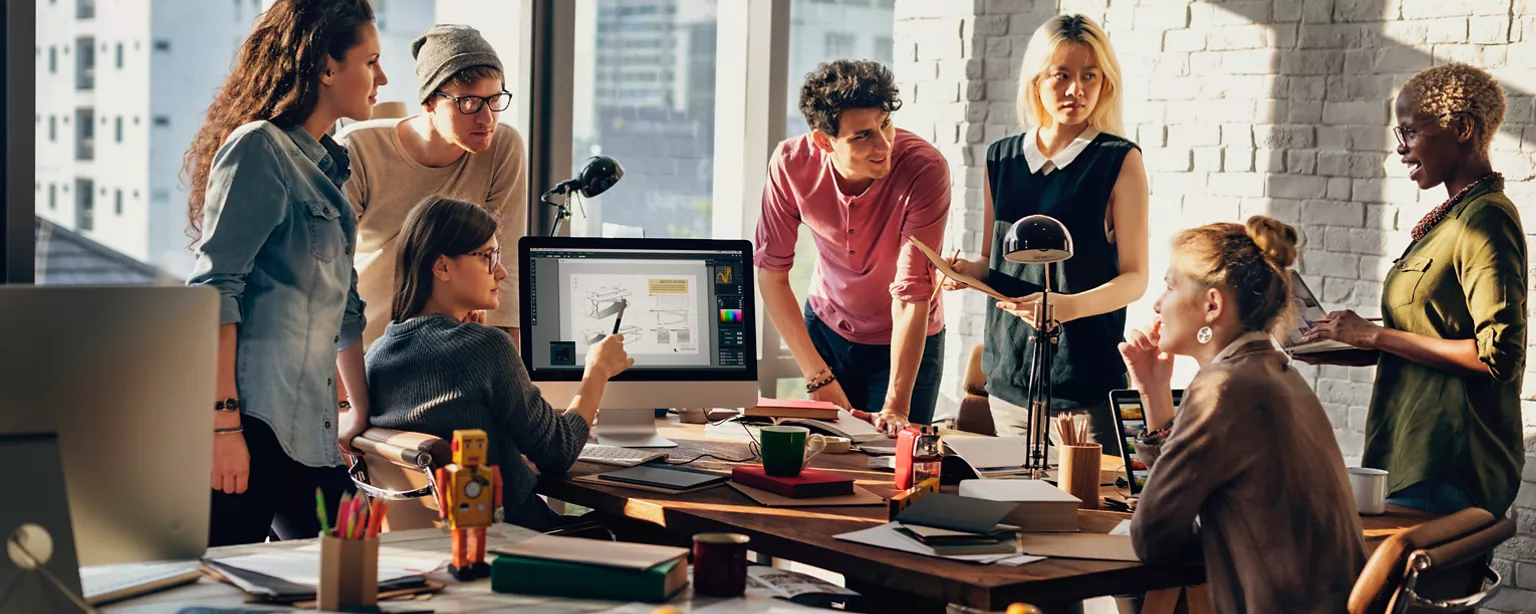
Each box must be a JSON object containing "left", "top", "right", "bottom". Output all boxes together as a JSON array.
[{"left": 753, "top": 128, "right": 950, "bottom": 345}]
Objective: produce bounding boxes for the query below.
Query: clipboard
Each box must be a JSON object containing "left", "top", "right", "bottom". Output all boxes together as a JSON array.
[{"left": 909, "top": 237, "right": 1041, "bottom": 301}]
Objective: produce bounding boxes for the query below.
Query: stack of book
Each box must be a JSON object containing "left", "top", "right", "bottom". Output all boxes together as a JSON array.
[
  {"left": 730, "top": 466, "right": 854, "bottom": 498},
  {"left": 491, "top": 534, "right": 690, "bottom": 603},
  {"left": 742, "top": 398, "right": 842, "bottom": 420},
  {"left": 957, "top": 479, "right": 1080, "bottom": 532},
  {"left": 889, "top": 493, "right": 1023, "bottom": 556}
]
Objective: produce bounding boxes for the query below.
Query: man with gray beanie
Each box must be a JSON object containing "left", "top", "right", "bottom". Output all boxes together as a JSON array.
[{"left": 338, "top": 24, "right": 527, "bottom": 349}]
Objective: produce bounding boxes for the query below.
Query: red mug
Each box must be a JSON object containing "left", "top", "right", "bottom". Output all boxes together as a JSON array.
[{"left": 692, "top": 533, "right": 750, "bottom": 597}]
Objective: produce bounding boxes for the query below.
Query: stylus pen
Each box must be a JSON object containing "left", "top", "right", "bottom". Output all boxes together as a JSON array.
[{"left": 611, "top": 299, "right": 628, "bottom": 335}]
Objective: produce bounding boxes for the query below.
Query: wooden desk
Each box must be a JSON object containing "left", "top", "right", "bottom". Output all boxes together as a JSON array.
[
  {"left": 101, "top": 524, "right": 818, "bottom": 613},
  {"left": 540, "top": 418, "right": 1438, "bottom": 612}
]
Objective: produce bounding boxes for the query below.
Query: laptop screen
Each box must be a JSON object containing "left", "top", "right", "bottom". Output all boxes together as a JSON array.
[{"left": 1108, "top": 389, "right": 1183, "bottom": 496}]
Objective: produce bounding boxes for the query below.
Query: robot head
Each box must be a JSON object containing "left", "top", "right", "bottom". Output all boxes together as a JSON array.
[{"left": 450, "top": 429, "right": 490, "bottom": 467}]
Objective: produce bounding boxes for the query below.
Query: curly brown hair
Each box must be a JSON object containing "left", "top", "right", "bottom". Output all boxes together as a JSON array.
[
  {"left": 1399, "top": 62, "right": 1506, "bottom": 154},
  {"left": 181, "top": 0, "right": 375, "bottom": 245},
  {"left": 798, "top": 59, "right": 902, "bottom": 137}
]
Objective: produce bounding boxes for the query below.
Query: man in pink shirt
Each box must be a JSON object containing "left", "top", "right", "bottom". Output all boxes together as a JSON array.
[{"left": 755, "top": 60, "right": 951, "bottom": 430}]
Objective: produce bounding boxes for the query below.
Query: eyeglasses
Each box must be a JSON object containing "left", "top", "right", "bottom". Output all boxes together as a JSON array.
[
  {"left": 434, "top": 90, "right": 512, "bottom": 115},
  {"left": 1393, "top": 112, "right": 1462, "bottom": 148},
  {"left": 464, "top": 248, "right": 501, "bottom": 274}
]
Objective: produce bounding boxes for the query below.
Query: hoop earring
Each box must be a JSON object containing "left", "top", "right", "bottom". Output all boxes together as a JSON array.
[{"left": 1197, "top": 326, "right": 1213, "bottom": 344}]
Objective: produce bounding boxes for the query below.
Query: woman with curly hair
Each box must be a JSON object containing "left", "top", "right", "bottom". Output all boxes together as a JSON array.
[
  {"left": 183, "top": 0, "right": 388, "bottom": 545},
  {"left": 944, "top": 14, "right": 1149, "bottom": 446},
  {"left": 1301, "top": 62, "right": 1526, "bottom": 515},
  {"left": 754, "top": 59, "right": 950, "bottom": 431}
]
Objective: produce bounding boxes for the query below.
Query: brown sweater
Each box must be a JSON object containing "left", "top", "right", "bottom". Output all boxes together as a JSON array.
[{"left": 1131, "top": 337, "right": 1365, "bottom": 614}]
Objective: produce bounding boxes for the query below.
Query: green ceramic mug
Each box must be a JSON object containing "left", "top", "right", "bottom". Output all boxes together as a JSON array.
[{"left": 759, "top": 426, "right": 826, "bottom": 477}]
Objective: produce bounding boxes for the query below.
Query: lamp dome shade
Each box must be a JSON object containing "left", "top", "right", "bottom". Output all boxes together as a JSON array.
[{"left": 1003, "top": 215, "right": 1073, "bottom": 264}]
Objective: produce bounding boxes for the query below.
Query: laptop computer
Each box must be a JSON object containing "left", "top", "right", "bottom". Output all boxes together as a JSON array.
[
  {"left": 1108, "top": 389, "right": 1184, "bottom": 496},
  {"left": 1283, "top": 270, "right": 1352, "bottom": 354}
]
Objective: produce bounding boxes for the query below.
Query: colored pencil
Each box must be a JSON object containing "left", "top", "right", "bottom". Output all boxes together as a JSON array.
[
  {"left": 315, "top": 488, "right": 330, "bottom": 537},
  {"left": 365, "top": 499, "right": 385, "bottom": 539},
  {"left": 335, "top": 493, "right": 353, "bottom": 539}
]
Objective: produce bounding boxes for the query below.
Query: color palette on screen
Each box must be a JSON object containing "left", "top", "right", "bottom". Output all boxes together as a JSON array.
[{"left": 719, "top": 309, "right": 743, "bottom": 323}]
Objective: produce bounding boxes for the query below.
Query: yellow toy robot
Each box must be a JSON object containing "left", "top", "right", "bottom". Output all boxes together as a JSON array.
[{"left": 433, "top": 429, "right": 502, "bottom": 581}]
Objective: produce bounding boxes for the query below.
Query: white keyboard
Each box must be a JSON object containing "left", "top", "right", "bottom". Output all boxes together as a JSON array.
[{"left": 578, "top": 443, "right": 667, "bottom": 467}]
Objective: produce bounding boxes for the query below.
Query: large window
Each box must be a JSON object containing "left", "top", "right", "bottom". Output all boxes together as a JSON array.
[
  {"left": 772, "top": 0, "right": 895, "bottom": 397},
  {"left": 569, "top": 0, "right": 719, "bottom": 239}
]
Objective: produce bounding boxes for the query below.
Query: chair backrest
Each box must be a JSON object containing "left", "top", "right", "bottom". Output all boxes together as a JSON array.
[
  {"left": 1349, "top": 507, "right": 1513, "bottom": 614},
  {"left": 370, "top": 100, "right": 408, "bottom": 120},
  {"left": 953, "top": 344, "right": 997, "bottom": 436},
  {"left": 350, "top": 428, "right": 452, "bottom": 531}
]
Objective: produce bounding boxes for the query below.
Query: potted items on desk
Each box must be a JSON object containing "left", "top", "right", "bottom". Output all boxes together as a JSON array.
[
  {"left": 432, "top": 429, "right": 502, "bottom": 581},
  {"left": 318, "top": 491, "right": 385, "bottom": 612}
]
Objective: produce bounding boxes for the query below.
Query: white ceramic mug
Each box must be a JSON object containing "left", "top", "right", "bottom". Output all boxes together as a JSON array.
[{"left": 1349, "top": 467, "right": 1389, "bottom": 515}]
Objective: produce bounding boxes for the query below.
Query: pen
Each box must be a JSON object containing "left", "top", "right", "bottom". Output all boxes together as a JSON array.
[
  {"left": 315, "top": 488, "right": 330, "bottom": 538},
  {"left": 611, "top": 298, "right": 628, "bottom": 335},
  {"left": 929, "top": 249, "right": 960, "bottom": 305}
]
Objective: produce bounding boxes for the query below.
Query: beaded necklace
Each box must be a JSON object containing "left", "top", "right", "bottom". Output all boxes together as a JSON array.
[{"left": 1409, "top": 172, "right": 1501, "bottom": 241}]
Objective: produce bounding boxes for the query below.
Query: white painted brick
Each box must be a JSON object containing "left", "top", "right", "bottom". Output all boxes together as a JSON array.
[
  {"left": 1150, "top": 170, "right": 1200, "bottom": 194},
  {"left": 1164, "top": 29, "right": 1206, "bottom": 53},
  {"left": 1348, "top": 405, "right": 1371, "bottom": 430},
  {"left": 1207, "top": 25, "right": 1271, "bottom": 51},
  {"left": 1303, "top": 250, "right": 1363, "bottom": 278},
  {"left": 1222, "top": 50, "right": 1281, "bottom": 75},
  {"left": 1182, "top": 195, "right": 1242, "bottom": 225},
  {"left": 1380, "top": 20, "right": 1431, "bottom": 47},
  {"left": 1329, "top": 177, "right": 1354, "bottom": 199},
  {"left": 1193, "top": 146, "right": 1225, "bottom": 171},
  {"left": 1274, "top": 0, "right": 1304, "bottom": 23},
  {"left": 1242, "top": 197, "right": 1302, "bottom": 225},
  {"left": 1287, "top": 76, "right": 1329, "bottom": 101},
  {"left": 1301, "top": 0, "right": 1333, "bottom": 24},
  {"left": 895, "top": 0, "right": 983, "bottom": 19},
  {"left": 1323, "top": 101, "right": 1389, "bottom": 126},
  {"left": 1424, "top": 17, "right": 1471, "bottom": 44},
  {"left": 1280, "top": 50, "right": 1345, "bottom": 75},
  {"left": 1360, "top": 254, "right": 1391, "bottom": 280},
  {"left": 1373, "top": 48, "right": 1435, "bottom": 73},
  {"left": 1485, "top": 45, "right": 1511, "bottom": 69},
  {"left": 1168, "top": 123, "right": 1222, "bottom": 148},
  {"left": 1334, "top": 0, "right": 1391, "bottom": 22},
  {"left": 1212, "top": 1, "right": 1274, "bottom": 25},
  {"left": 1147, "top": 77, "right": 1200, "bottom": 101},
  {"left": 1227, "top": 148, "right": 1257, "bottom": 173},
  {"left": 1337, "top": 428, "right": 1365, "bottom": 457},
  {"left": 1138, "top": 124, "right": 1167, "bottom": 148},
  {"left": 1472, "top": 15, "right": 1511, "bottom": 44},
  {"left": 975, "top": 14, "right": 1010, "bottom": 36},
  {"left": 1303, "top": 199, "right": 1367, "bottom": 226},
  {"left": 964, "top": 102, "right": 989, "bottom": 122},
  {"left": 1400, "top": 0, "right": 1480, "bottom": 20},
  {"left": 982, "top": 58, "right": 1014, "bottom": 80},
  {"left": 1325, "top": 226, "right": 1385, "bottom": 255},
  {"left": 1299, "top": 24, "right": 1369, "bottom": 49},
  {"left": 1290, "top": 101, "right": 1324, "bottom": 123},
  {"left": 1134, "top": 5, "right": 1190, "bottom": 31},
  {"left": 1208, "top": 172, "right": 1267, "bottom": 197},
  {"left": 1256, "top": 149, "right": 1287, "bottom": 173},
  {"left": 984, "top": 0, "right": 1032, "bottom": 14},
  {"left": 1145, "top": 148, "right": 1194, "bottom": 172},
  {"left": 984, "top": 37, "right": 1012, "bottom": 59},
  {"left": 1256, "top": 124, "right": 1318, "bottom": 149},
  {"left": 1288, "top": 150, "right": 1319, "bottom": 174},
  {"left": 1271, "top": 175, "right": 1330, "bottom": 199},
  {"left": 1189, "top": 51, "right": 1223, "bottom": 75}
]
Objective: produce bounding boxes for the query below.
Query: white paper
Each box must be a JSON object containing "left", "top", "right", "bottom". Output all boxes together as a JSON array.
[
  {"left": 944, "top": 437, "right": 1035, "bottom": 478},
  {"left": 210, "top": 544, "right": 445, "bottom": 587},
  {"left": 1109, "top": 519, "right": 1132, "bottom": 536},
  {"left": 994, "top": 554, "right": 1048, "bottom": 566},
  {"left": 833, "top": 522, "right": 1019, "bottom": 563},
  {"left": 779, "top": 410, "right": 887, "bottom": 443},
  {"left": 745, "top": 566, "right": 860, "bottom": 600}
]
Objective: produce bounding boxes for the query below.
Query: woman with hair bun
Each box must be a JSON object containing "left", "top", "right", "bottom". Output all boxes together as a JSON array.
[{"left": 1120, "top": 216, "right": 1364, "bottom": 612}]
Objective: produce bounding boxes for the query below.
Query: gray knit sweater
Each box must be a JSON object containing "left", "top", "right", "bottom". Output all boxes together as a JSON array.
[{"left": 366, "top": 314, "right": 590, "bottom": 522}]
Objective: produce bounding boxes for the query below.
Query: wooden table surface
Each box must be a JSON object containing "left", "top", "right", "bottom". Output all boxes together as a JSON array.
[{"left": 540, "top": 418, "right": 1439, "bottom": 611}]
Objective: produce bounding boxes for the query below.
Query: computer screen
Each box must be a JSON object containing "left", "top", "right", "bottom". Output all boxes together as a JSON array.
[{"left": 520, "top": 237, "right": 756, "bottom": 382}]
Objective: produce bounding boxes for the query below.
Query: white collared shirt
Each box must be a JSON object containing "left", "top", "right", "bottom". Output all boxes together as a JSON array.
[{"left": 1022, "top": 126, "right": 1102, "bottom": 175}]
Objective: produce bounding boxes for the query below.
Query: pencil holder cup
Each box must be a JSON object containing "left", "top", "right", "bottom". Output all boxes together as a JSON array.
[
  {"left": 1058, "top": 444, "right": 1101, "bottom": 510},
  {"left": 319, "top": 535, "right": 379, "bottom": 612}
]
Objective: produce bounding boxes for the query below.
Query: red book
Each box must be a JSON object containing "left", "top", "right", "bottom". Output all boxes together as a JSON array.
[{"left": 731, "top": 466, "right": 854, "bottom": 499}]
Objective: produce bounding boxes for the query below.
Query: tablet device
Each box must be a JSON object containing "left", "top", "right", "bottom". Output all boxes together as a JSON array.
[
  {"left": 596, "top": 464, "right": 729, "bottom": 491},
  {"left": 1108, "top": 389, "right": 1183, "bottom": 496}
]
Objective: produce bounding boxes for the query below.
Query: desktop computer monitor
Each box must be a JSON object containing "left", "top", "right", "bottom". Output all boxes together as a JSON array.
[
  {"left": 0, "top": 286, "right": 217, "bottom": 599},
  {"left": 520, "top": 237, "right": 758, "bottom": 447}
]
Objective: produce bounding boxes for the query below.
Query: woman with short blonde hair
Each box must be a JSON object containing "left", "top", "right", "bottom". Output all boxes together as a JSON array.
[{"left": 944, "top": 14, "right": 1149, "bottom": 446}]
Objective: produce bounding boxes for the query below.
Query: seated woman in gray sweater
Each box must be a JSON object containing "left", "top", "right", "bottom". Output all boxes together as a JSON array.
[
  {"left": 366, "top": 196, "right": 633, "bottom": 531},
  {"left": 1117, "top": 216, "right": 1364, "bottom": 613}
]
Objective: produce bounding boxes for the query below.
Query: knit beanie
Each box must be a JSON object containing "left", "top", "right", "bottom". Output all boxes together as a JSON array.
[{"left": 411, "top": 25, "right": 503, "bottom": 105}]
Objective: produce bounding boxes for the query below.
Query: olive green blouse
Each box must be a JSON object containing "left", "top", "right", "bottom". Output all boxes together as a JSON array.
[{"left": 1365, "top": 178, "right": 1527, "bottom": 514}]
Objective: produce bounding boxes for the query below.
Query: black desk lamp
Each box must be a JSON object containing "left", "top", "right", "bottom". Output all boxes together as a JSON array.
[
  {"left": 541, "top": 155, "right": 624, "bottom": 236},
  {"left": 1002, "top": 214, "right": 1074, "bottom": 473}
]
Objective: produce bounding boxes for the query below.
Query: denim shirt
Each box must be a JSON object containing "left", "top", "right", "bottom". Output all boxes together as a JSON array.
[{"left": 187, "top": 121, "right": 365, "bottom": 468}]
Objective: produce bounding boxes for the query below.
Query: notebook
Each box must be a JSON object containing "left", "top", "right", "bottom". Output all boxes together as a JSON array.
[
  {"left": 595, "top": 464, "right": 730, "bottom": 491},
  {"left": 1283, "top": 270, "right": 1353, "bottom": 354},
  {"left": 80, "top": 561, "right": 202, "bottom": 606}
]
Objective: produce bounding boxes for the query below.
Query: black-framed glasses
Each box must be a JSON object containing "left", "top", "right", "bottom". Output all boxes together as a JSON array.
[
  {"left": 1394, "top": 112, "right": 1462, "bottom": 148},
  {"left": 464, "top": 248, "right": 501, "bottom": 274},
  {"left": 434, "top": 90, "right": 512, "bottom": 115}
]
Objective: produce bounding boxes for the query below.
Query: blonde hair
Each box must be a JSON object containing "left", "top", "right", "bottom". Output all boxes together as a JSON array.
[
  {"left": 1399, "top": 62, "right": 1506, "bottom": 155},
  {"left": 1015, "top": 14, "right": 1125, "bottom": 138},
  {"left": 1172, "top": 216, "right": 1300, "bottom": 336}
]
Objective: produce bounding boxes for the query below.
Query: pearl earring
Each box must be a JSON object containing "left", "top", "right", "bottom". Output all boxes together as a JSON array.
[{"left": 1197, "top": 326, "right": 1213, "bottom": 344}]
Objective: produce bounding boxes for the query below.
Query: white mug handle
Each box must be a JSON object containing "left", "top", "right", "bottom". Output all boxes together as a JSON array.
[{"left": 802, "top": 434, "right": 826, "bottom": 468}]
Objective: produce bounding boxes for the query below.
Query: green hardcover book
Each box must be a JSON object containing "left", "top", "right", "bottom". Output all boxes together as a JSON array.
[{"left": 490, "top": 553, "right": 688, "bottom": 603}]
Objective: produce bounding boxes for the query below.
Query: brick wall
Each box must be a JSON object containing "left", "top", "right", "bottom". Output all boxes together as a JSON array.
[{"left": 893, "top": 0, "right": 1536, "bottom": 609}]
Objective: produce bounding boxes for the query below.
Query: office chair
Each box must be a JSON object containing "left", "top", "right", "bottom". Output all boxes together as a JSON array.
[
  {"left": 348, "top": 427, "right": 612, "bottom": 539},
  {"left": 1348, "top": 507, "right": 1514, "bottom": 614}
]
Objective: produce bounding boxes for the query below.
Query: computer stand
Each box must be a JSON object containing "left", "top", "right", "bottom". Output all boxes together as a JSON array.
[{"left": 594, "top": 407, "right": 678, "bottom": 448}]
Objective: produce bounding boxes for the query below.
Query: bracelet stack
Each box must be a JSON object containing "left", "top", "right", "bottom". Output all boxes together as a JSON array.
[
  {"left": 214, "top": 425, "right": 245, "bottom": 435},
  {"left": 806, "top": 367, "right": 836, "bottom": 393},
  {"left": 214, "top": 397, "right": 241, "bottom": 414}
]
